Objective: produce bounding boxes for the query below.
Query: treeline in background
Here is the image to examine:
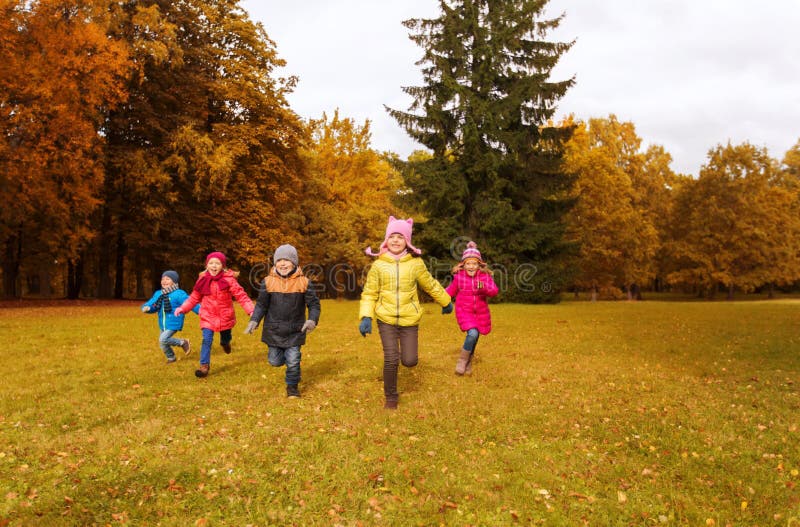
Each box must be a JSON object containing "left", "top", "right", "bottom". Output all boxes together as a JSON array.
[{"left": 2, "top": 0, "right": 799, "bottom": 302}]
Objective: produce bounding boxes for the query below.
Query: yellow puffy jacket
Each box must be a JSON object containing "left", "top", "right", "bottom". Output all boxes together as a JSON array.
[{"left": 359, "top": 253, "right": 451, "bottom": 326}]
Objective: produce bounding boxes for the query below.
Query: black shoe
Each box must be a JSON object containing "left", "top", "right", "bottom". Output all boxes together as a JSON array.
[
  {"left": 222, "top": 342, "right": 231, "bottom": 354},
  {"left": 195, "top": 364, "right": 210, "bottom": 378},
  {"left": 286, "top": 384, "right": 300, "bottom": 398}
]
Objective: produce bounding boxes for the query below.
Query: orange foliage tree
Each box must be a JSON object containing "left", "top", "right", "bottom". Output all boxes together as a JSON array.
[
  {"left": 97, "top": 0, "right": 306, "bottom": 297},
  {"left": 0, "top": 0, "right": 129, "bottom": 298}
]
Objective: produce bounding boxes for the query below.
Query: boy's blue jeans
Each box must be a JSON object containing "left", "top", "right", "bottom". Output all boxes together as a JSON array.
[
  {"left": 159, "top": 330, "right": 183, "bottom": 360},
  {"left": 199, "top": 328, "right": 232, "bottom": 365},
  {"left": 268, "top": 346, "right": 302, "bottom": 385},
  {"left": 463, "top": 328, "right": 480, "bottom": 353}
]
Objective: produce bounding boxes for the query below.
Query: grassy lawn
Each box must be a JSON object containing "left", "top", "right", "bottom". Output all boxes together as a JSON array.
[{"left": 0, "top": 299, "right": 798, "bottom": 526}]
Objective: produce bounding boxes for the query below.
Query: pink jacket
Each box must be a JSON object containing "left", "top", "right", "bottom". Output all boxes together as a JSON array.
[
  {"left": 445, "top": 270, "right": 498, "bottom": 334},
  {"left": 178, "top": 270, "right": 254, "bottom": 332}
]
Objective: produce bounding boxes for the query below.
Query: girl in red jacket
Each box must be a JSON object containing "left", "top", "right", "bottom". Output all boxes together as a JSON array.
[
  {"left": 445, "top": 241, "right": 499, "bottom": 376},
  {"left": 175, "top": 251, "right": 254, "bottom": 378}
]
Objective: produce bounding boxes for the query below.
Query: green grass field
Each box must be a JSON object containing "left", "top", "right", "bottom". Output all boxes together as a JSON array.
[{"left": 1, "top": 299, "right": 799, "bottom": 526}]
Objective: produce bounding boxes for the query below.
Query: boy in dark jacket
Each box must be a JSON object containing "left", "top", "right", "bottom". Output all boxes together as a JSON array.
[
  {"left": 141, "top": 270, "right": 199, "bottom": 363},
  {"left": 245, "top": 245, "right": 321, "bottom": 398}
]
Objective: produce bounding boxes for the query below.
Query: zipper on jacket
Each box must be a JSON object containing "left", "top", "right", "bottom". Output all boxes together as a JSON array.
[{"left": 395, "top": 260, "right": 400, "bottom": 325}]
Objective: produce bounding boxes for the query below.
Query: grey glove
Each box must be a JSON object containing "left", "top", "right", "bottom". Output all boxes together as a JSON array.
[
  {"left": 301, "top": 320, "right": 316, "bottom": 333},
  {"left": 244, "top": 321, "right": 259, "bottom": 334}
]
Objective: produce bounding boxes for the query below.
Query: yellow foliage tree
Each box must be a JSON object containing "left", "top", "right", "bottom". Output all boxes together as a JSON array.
[
  {"left": 563, "top": 116, "right": 660, "bottom": 300},
  {"left": 300, "top": 111, "right": 404, "bottom": 298},
  {"left": 667, "top": 142, "right": 800, "bottom": 298}
]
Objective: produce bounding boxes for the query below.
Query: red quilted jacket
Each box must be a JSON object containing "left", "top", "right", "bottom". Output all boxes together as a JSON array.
[{"left": 178, "top": 270, "right": 254, "bottom": 332}]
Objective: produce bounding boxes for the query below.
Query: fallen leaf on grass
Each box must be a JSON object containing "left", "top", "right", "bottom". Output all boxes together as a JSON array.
[{"left": 438, "top": 501, "right": 457, "bottom": 513}]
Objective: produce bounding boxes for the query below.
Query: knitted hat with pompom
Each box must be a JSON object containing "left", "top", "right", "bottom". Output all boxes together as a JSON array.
[{"left": 461, "top": 241, "right": 483, "bottom": 263}]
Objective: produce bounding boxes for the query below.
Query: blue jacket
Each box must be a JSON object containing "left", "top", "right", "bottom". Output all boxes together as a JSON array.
[{"left": 142, "top": 288, "right": 199, "bottom": 331}]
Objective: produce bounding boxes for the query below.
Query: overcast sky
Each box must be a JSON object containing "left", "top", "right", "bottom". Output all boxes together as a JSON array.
[{"left": 239, "top": 0, "right": 800, "bottom": 176}]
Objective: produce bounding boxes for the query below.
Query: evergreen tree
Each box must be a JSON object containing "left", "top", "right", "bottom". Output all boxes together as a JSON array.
[{"left": 387, "top": 0, "right": 576, "bottom": 302}]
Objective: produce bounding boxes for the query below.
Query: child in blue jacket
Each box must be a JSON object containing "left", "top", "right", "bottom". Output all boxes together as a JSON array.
[{"left": 141, "top": 270, "right": 200, "bottom": 363}]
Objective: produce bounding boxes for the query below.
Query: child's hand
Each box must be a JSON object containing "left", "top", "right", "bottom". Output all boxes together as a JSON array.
[
  {"left": 441, "top": 302, "right": 454, "bottom": 315},
  {"left": 359, "top": 317, "right": 372, "bottom": 337},
  {"left": 141, "top": 306, "right": 150, "bottom": 313},
  {"left": 244, "top": 321, "right": 258, "bottom": 334},
  {"left": 301, "top": 320, "right": 316, "bottom": 333},
  {"left": 173, "top": 307, "right": 184, "bottom": 316}
]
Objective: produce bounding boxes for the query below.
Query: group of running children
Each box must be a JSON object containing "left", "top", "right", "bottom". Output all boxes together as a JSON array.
[{"left": 141, "top": 216, "right": 498, "bottom": 409}]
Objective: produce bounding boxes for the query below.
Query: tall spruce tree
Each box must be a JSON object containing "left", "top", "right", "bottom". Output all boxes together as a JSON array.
[{"left": 388, "top": 0, "right": 576, "bottom": 302}]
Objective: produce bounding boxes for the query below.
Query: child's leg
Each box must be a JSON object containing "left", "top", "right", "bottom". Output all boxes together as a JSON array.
[
  {"left": 199, "top": 328, "right": 215, "bottom": 365},
  {"left": 463, "top": 329, "right": 480, "bottom": 353},
  {"left": 220, "top": 329, "right": 232, "bottom": 353},
  {"left": 377, "top": 321, "right": 401, "bottom": 402},
  {"left": 398, "top": 326, "right": 419, "bottom": 367},
  {"left": 159, "top": 329, "right": 178, "bottom": 361},
  {"left": 456, "top": 328, "right": 480, "bottom": 375},
  {"left": 283, "top": 346, "right": 302, "bottom": 386},
  {"left": 268, "top": 347, "right": 286, "bottom": 367},
  {"left": 464, "top": 329, "right": 480, "bottom": 374}
]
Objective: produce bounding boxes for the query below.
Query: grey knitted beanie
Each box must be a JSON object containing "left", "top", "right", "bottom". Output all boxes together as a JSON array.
[{"left": 273, "top": 244, "right": 299, "bottom": 266}]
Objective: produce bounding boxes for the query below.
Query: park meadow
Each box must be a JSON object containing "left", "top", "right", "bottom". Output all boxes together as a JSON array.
[{"left": 0, "top": 298, "right": 799, "bottom": 526}]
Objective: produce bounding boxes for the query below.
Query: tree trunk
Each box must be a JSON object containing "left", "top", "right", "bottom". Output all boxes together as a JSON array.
[
  {"left": 767, "top": 283, "right": 775, "bottom": 299},
  {"left": 727, "top": 283, "right": 734, "bottom": 301},
  {"left": 2, "top": 232, "right": 21, "bottom": 298},
  {"left": 67, "top": 257, "right": 84, "bottom": 299},
  {"left": 135, "top": 253, "right": 145, "bottom": 299},
  {"left": 41, "top": 268, "right": 52, "bottom": 297},
  {"left": 114, "top": 230, "right": 126, "bottom": 299},
  {"left": 96, "top": 206, "right": 113, "bottom": 298},
  {"left": 590, "top": 285, "right": 597, "bottom": 302}
]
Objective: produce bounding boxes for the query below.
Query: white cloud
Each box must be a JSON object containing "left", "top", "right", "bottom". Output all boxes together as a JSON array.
[{"left": 241, "top": 0, "right": 800, "bottom": 175}]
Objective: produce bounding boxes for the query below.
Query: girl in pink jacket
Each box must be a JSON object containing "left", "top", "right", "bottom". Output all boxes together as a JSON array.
[
  {"left": 445, "top": 241, "right": 498, "bottom": 375},
  {"left": 175, "top": 251, "right": 254, "bottom": 378}
]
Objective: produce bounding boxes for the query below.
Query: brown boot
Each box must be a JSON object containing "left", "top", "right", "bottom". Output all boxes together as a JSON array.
[
  {"left": 195, "top": 364, "right": 210, "bottom": 378},
  {"left": 455, "top": 349, "right": 471, "bottom": 375},
  {"left": 464, "top": 351, "right": 474, "bottom": 375}
]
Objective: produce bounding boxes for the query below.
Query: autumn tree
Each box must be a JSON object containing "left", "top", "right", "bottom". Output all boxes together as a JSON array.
[
  {"left": 0, "top": 0, "right": 129, "bottom": 298},
  {"left": 98, "top": 0, "right": 306, "bottom": 297},
  {"left": 388, "top": 0, "right": 576, "bottom": 302},
  {"left": 783, "top": 138, "right": 800, "bottom": 178},
  {"left": 563, "top": 116, "right": 659, "bottom": 300},
  {"left": 300, "top": 111, "right": 405, "bottom": 298},
  {"left": 667, "top": 142, "right": 800, "bottom": 298}
]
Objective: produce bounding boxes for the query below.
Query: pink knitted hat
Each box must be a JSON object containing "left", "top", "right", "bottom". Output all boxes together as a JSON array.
[
  {"left": 365, "top": 216, "right": 421, "bottom": 257},
  {"left": 461, "top": 241, "right": 483, "bottom": 262},
  {"left": 205, "top": 251, "right": 227, "bottom": 266}
]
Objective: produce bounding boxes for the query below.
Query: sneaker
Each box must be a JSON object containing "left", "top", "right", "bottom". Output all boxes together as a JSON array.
[
  {"left": 222, "top": 342, "right": 232, "bottom": 354},
  {"left": 195, "top": 364, "right": 210, "bottom": 378},
  {"left": 181, "top": 339, "right": 191, "bottom": 355},
  {"left": 384, "top": 398, "right": 398, "bottom": 410},
  {"left": 166, "top": 357, "right": 177, "bottom": 364},
  {"left": 286, "top": 384, "right": 300, "bottom": 398}
]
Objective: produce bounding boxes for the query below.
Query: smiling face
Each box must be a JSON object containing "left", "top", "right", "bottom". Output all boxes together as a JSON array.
[
  {"left": 206, "top": 257, "right": 223, "bottom": 276},
  {"left": 386, "top": 233, "right": 408, "bottom": 255},
  {"left": 160, "top": 275, "right": 175, "bottom": 288},
  {"left": 464, "top": 258, "right": 480, "bottom": 276},
  {"left": 275, "top": 259, "right": 295, "bottom": 276}
]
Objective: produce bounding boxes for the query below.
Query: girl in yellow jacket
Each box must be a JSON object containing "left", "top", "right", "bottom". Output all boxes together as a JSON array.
[{"left": 359, "top": 216, "right": 453, "bottom": 409}]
